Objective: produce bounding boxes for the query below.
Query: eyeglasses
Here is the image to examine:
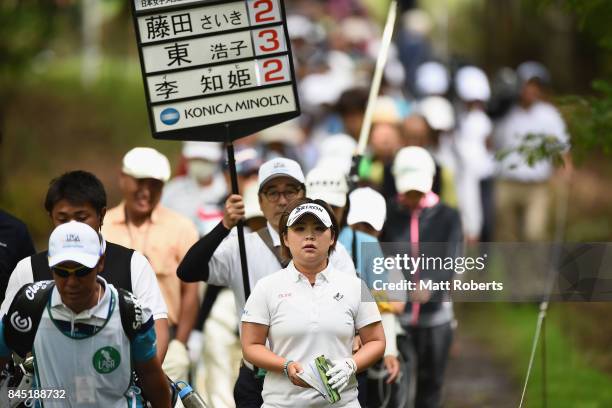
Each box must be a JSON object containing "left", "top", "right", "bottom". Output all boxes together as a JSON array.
[
  {"left": 51, "top": 264, "right": 95, "bottom": 278},
  {"left": 262, "top": 187, "right": 301, "bottom": 202}
]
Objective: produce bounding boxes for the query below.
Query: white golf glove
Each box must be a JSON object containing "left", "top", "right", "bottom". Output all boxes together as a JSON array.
[
  {"left": 186, "top": 330, "right": 203, "bottom": 365},
  {"left": 326, "top": 358, "right": 357, "bottom": 392},
  {"left": 163, "top": 339, "right": 190, "bottom": 382}
]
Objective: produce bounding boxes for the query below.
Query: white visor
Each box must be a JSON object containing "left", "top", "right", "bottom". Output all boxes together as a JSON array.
[{"left": 287, "top": 203, "right": 332, "bottom": 228}]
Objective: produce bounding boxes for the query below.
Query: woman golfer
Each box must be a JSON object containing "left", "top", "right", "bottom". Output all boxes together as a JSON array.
[{"left": 241, "top": 198, "right": 385, "bottom": 407}]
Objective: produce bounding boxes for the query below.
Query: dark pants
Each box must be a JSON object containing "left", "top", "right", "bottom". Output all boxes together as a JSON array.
[
  {"left": 233, "top": 365, "right": 264, "bottom": 408},
  {"left": 391, "top": 322, "right": 453, "bottom": 408},
  {"left": 366, "top": 359, "right": 394, "bottom": 408},
  {"left": 480, "top": 177, "right": 495, "bottom": 242},
  {"left": 357, "top": 370, "right": 368, "bottom": 406},
  {"left": 233, "top": 364, "right": 368, "bottom": 407}
]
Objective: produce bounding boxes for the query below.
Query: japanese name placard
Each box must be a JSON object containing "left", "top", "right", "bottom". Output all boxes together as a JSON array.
[{"left": 131, "top": 0, "right": 300, "bottom": 141}]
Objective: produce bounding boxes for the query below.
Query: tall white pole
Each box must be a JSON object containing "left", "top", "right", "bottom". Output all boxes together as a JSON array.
[{"left": 356, "top": 1, "right": 398, "bottom": 156}]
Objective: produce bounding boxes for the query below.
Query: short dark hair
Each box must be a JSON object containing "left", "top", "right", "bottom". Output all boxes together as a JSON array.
[
  {"left": 336, "top": 87, "right": 369, "bottom": 116},
  {"left": 279, "top": 197, "right": 339, "bottom": 259},
  {"left": 44, "top": 171, "right": 107, "bottom": 215}
]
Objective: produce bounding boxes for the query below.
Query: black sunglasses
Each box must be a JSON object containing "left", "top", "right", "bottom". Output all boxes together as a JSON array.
[{"left": 51, "top": 264, "right": 95, "bottom": 278}]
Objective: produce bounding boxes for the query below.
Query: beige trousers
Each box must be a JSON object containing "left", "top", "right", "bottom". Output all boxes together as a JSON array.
[
  {"left": 495, "top": 179, "right": 550, "bottom": 242},
  {"left": 195, "top": 289, "right": 241, "bottom": 408}
]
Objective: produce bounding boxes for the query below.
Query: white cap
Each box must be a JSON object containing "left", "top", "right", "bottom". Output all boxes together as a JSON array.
[
  {"left": 299, "top": 71, "right": 353, "bottom": 108},
  {"left": 347, "top": 187, "right": 387, "bottom": 232},
  {"left": 287, "top": 14, "right": 314, "bottom": 40},
  {"left": 258, "top": 120, "right": 304, "bottom": 146},
  {"left": 455, "top": 66, "right": 491, "bottom": 102},
  {"left": 306, "top": 165, "right": 348, "bottom": 207},
  {"left": 48, "top": 221, "right": 102, "bottom": 268},
  {"left": 319, "top": 134, "right": 357, "bottom": 161},
  {"left": 415, "top": 61, "right": 449, "bottom": 96},
  {"left": 258, "top": 158, "right": 305, "bottom": 190},
  {"left": 317, "top": 134, "right": 357, "bottom": 175},
  {"left": 392, "top": 147, "right": 436, "bottom": 194},
  {"left": 182, "top": 141, "right": 222, "bottom": 162},
  {"left": 517, "top": 61, "right": 550, "bottom": 85},
  {"left": 122, "top": 147, "right": 171, "bottom": 182},
  {"left": 287, "top": 203, "right": 332, "bottom": 228},
  {"left": 418, "top": 96, "right": 455, "bottom": 131},
  {"left": 243, "top": 182, "right": 263, "bottom": 221}
]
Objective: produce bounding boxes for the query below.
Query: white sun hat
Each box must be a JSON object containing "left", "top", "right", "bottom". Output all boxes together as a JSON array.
[
  {"left": 347, "top": 187, "right": 387, "bottom": 232},
  {"left": 392, "top": 146, "right": 436, "bottom": 194},
  {"left": 122, "top": 147, "right": 171, "bottom": 182},
  {"left": 306, "top": 165, "right": 349, "bottom": 208}
]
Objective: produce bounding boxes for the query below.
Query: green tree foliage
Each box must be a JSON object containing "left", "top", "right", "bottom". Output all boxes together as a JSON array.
[
  {"left": 0, "top": 1, "right": 58, "bottom": 86},
  {"left": 0, "top": 1, "right": 58, "bottom": 196},
  {"left": 539, "top": 0, "right": 612, "bottom": 157}
]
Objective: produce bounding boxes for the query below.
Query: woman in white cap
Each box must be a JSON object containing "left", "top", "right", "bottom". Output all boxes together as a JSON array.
[
  {"left": 241, "top": 198, "right": 385, "bottom": 407},
  {"left": 306, "top": 167, "right": 402, "bottom": 404},
  {"left": 454, "top": 66, "right": 496, "bottom": 243},
  {"left": 382, "top": 146, "right": 462, "bottom": 408}
]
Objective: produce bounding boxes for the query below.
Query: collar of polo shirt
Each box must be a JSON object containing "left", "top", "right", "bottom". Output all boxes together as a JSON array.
[
  {"left": 288, "top": 261, "right": 331, "bottom": 283},
  {"left": 286, "top": 203, "right": 332, "bottom": 228}
]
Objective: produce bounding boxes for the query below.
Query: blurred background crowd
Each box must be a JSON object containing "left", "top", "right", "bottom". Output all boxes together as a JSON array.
[{"left": 1, "top": 0, "right": 612, "bottom": 406}]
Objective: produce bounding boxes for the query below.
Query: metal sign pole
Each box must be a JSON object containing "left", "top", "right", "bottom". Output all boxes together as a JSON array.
[{"left": 225, "top": 124, "right": 251, "bottom": 299}]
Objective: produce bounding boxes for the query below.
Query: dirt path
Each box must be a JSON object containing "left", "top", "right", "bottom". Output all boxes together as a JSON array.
[{"left": 444, "top": 330, "right": 519, "bottom": 408}]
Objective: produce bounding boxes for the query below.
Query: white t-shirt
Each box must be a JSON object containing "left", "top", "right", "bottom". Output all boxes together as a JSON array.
[
  {"left": 0, "top": 245, "right": 168, "bottom": 320},
  {"left": 208, "top": 223, "right": 357, "bottom": 327},
  {"left": 241, "top": 262, "right": 381, "bottom": 408},
  {"left": 455, "top": 109, "right": 495, "bottom": 237},
  {"left": 494, "top": 101, "right": 569, "bottom": 182}
]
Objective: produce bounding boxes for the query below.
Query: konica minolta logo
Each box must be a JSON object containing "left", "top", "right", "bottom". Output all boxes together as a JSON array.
[{"left": 160, "top": 108, "right": 180, "bottom": 125}]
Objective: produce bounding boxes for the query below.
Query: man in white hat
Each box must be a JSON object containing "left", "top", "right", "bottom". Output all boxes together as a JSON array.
[
  {"left": 103, "top": 147, "right": 200, "bottom": 384},
  {"left": 177, "top": 157, "right": 357, "bottom": 408},
  {"left": 0, "top": 221, "right": 171, "bottom": 407},
  {"left": 494, "top": 61, "right": 572, "bottom": 242},
  {"left": 162, "top": 142, "right": 227, "bottom": 236}
]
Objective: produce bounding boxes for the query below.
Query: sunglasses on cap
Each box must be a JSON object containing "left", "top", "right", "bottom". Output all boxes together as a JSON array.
[{"left": 51, "top": 264, "right": 95, "bottom": 278}]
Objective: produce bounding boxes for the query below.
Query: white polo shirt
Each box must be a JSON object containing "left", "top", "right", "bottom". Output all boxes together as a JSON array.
[
  {"left": 241, "top": 262, "right": 381, "bottom": 408},
  {"left": 208, "top": 222, "right": 357, "bottom": 326},
  {"left": 494, "top": 101, "right": 569, "bottom": 182},
  {"left": 0, "top": 244, "right": 168, "bottom": 320}
]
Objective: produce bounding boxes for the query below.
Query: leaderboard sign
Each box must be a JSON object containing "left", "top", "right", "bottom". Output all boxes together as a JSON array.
[{"left": 131, "top": 0, "right": 300, "bottom": 141}]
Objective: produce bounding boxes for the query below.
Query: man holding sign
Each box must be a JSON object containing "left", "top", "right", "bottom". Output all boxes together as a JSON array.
[{"left": 178, "top": 158, "right": 358, "bottom": 407}]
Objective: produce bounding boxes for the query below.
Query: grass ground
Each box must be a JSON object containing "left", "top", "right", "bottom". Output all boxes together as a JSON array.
[{"left": 458, "top": 303, "right": 612, "bottom": 407}]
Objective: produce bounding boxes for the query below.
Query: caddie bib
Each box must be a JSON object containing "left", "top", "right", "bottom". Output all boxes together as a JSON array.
[{"left": 31, "top": 285, "right": 132, "bottom": 407}]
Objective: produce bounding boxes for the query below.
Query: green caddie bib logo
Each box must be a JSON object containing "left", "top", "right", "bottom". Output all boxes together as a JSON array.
[{"left": 93, "top": 346, "right": 121, "bottom": 374}]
